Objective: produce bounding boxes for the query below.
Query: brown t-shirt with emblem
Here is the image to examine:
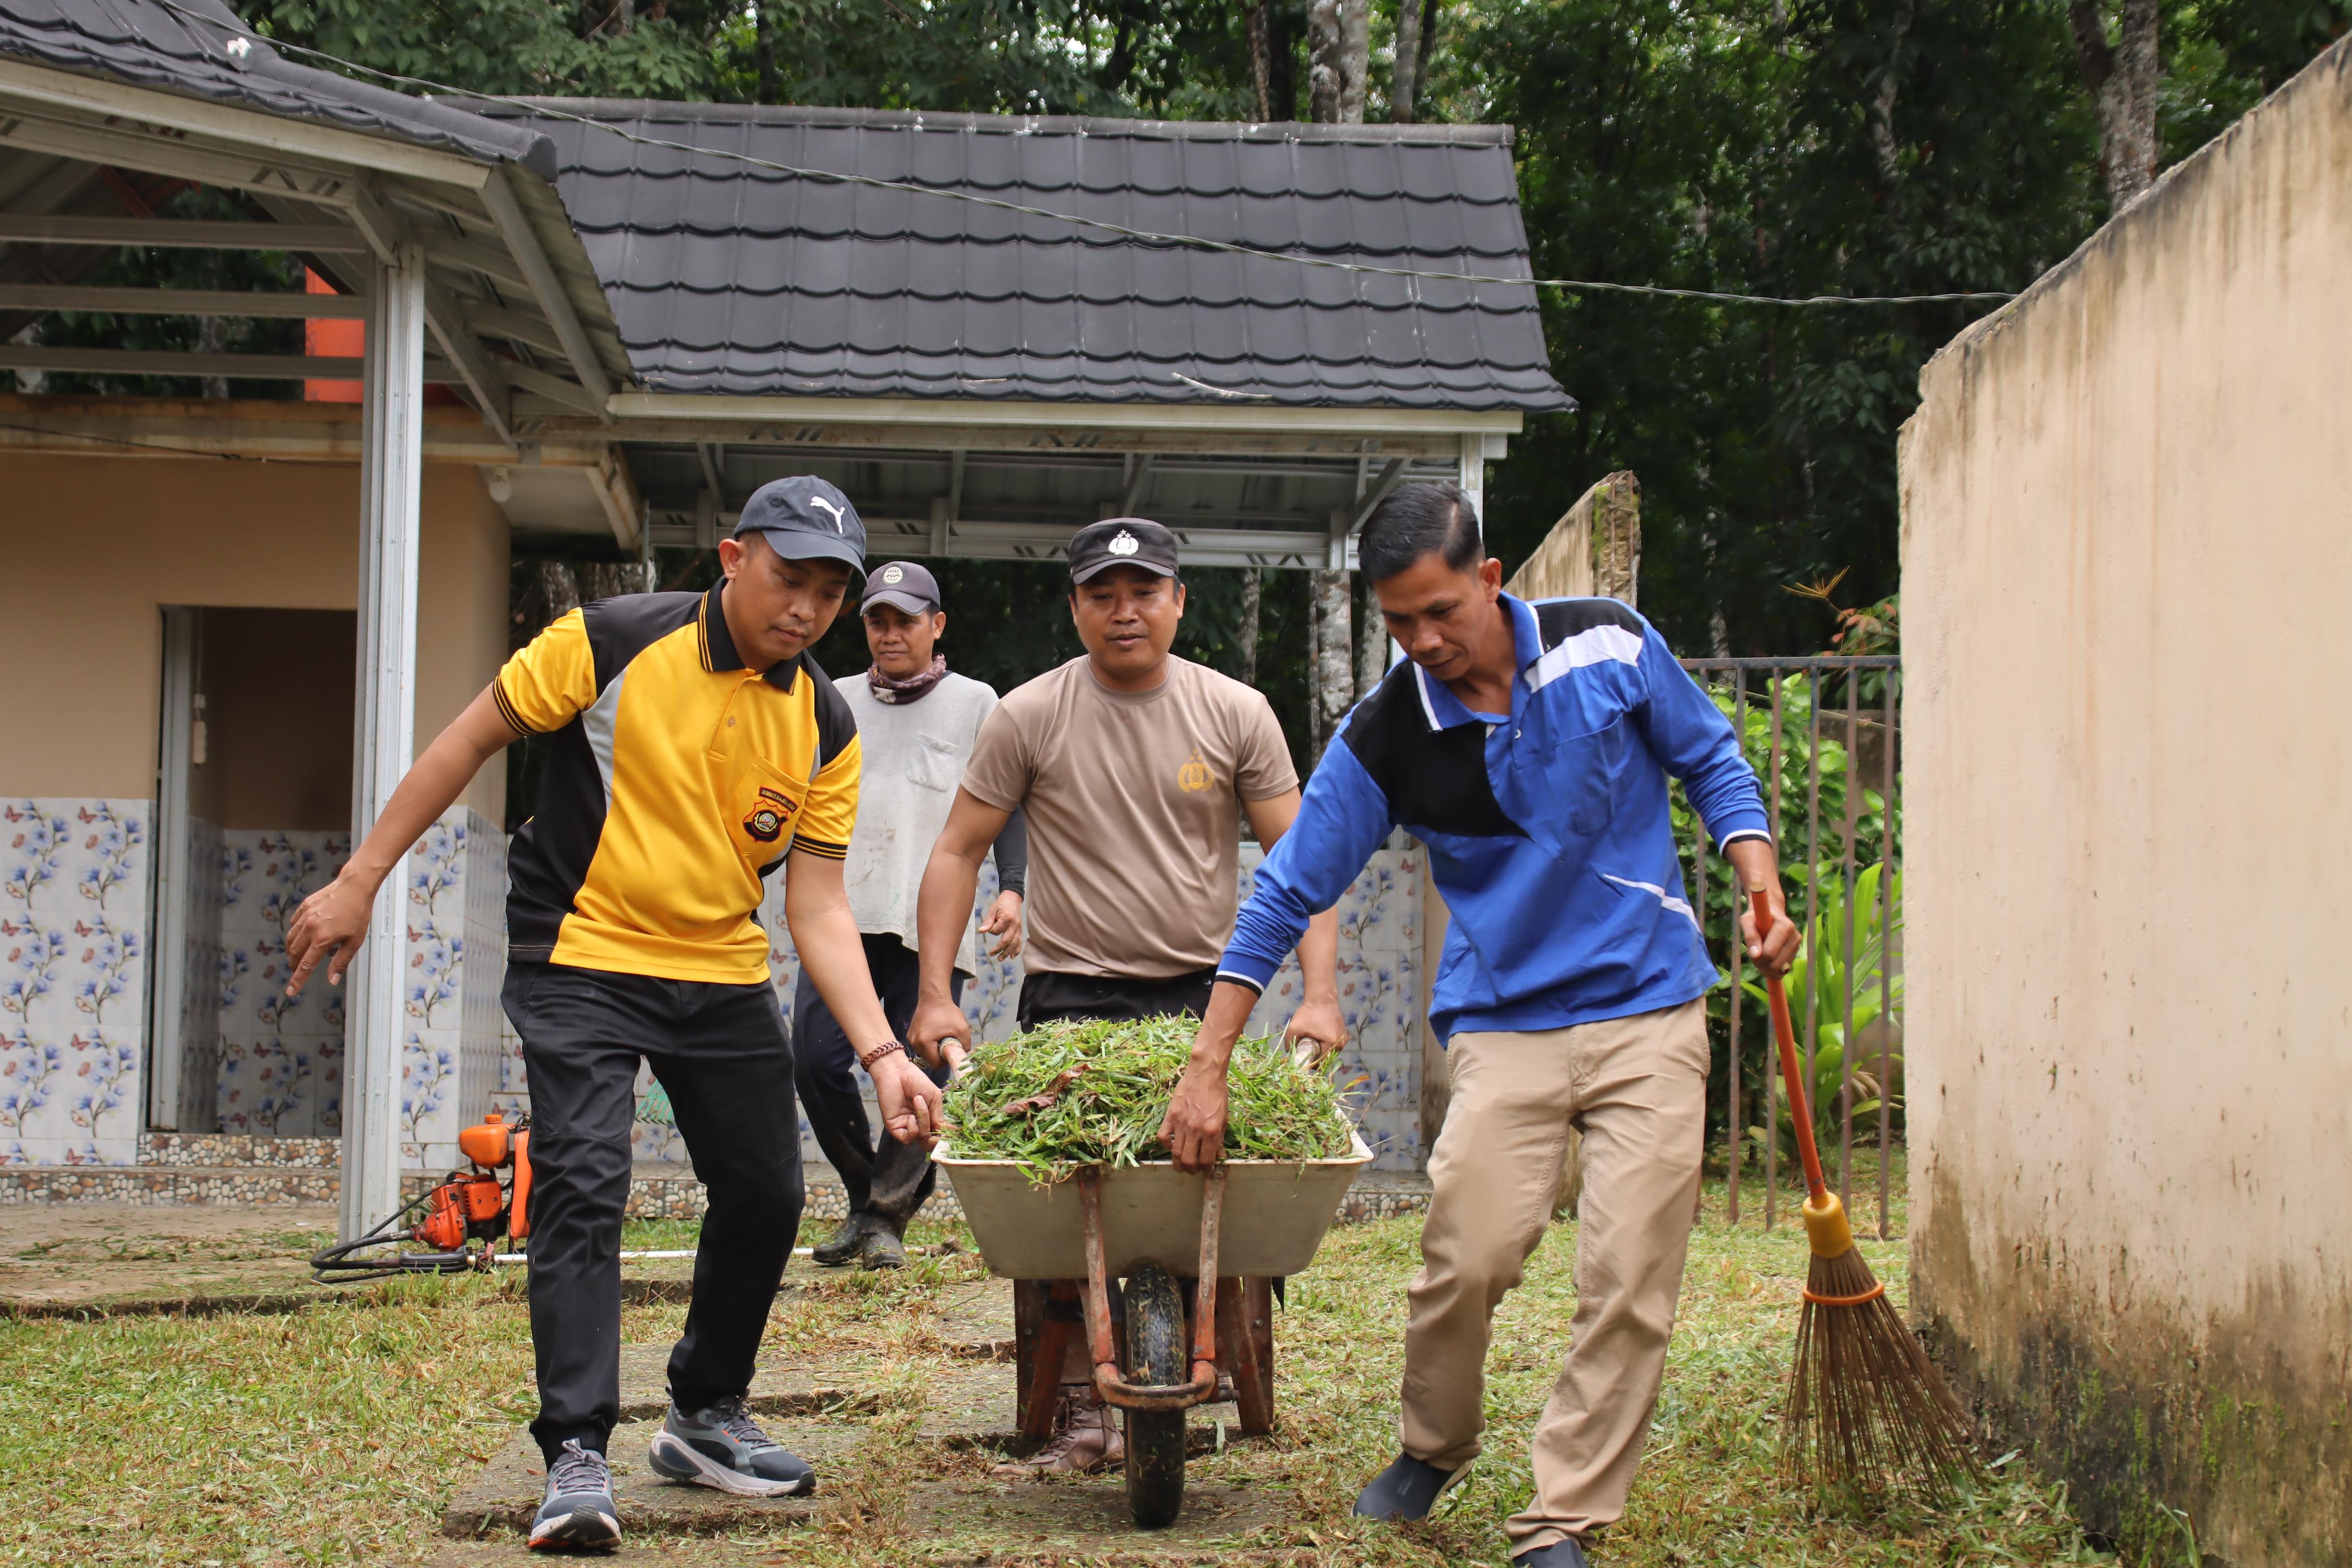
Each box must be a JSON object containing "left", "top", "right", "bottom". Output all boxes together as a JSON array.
[{"left": 957, "top": 655, "right": 1299, "bottom": 979}]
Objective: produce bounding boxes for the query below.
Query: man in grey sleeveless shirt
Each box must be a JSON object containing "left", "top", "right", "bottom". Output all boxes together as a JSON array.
[{"left": 792, "top": 561, "right": 1026, "bottom": 1270}]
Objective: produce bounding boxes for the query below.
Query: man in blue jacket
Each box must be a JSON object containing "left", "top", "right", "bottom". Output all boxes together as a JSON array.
[{"left": 1161, "top": 483, "right": 1797, "bottom": 1568}]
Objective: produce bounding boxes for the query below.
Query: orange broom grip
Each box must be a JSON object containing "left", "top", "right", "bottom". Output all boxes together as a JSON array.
[{"left": 1750, "top": 886, "right": 1830, "bottom": 1207}]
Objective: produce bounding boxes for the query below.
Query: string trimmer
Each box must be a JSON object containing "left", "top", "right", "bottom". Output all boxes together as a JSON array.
[
  {"left": 1750, "top": 886, "right": 1981, "bottom": 1501},
  {"left": 310, "top": 1112, "right": 533, "bottom": 1283}
]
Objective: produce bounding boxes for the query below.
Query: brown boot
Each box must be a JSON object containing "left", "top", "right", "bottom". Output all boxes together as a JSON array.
[{"left": 993, "top": 1385, "right": 1126, "bottom": 1476}]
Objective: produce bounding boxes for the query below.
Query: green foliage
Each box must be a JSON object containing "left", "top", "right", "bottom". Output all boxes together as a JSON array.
[
  {"left": 247, "top": 0, "right": 728, "bottom": 98},
  {"left": 940, "top": 1015, "right": 1354, "bottom": 1182},
  {"left": 1743, "top": 859, "right": 1902, "bottom": 1160},
  {"left": 1467, "top": 0, "right": 2102, "bottom": 653},
  {"left": 1669, "top": 668, "right": 1901, "bottom": 1170}
]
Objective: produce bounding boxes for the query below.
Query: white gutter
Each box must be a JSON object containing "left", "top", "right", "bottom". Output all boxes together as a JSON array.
[{"left": 0, "top": 58, "right": 495, "bottom": 189}]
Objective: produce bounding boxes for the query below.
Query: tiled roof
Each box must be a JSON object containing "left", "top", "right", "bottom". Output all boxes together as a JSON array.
[
  {"left": 0, "top": 0, "right": 557, "bottom": 175},
  {"left": 481, "top": 101, "right": 1571, "bottom": 412}
]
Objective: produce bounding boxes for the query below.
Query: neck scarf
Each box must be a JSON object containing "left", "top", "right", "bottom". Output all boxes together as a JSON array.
[{"left": 868, "top": 652, "right": 948, "bottom": 704}]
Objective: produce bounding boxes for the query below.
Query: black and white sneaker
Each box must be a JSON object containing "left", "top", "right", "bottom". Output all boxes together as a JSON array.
[
  {"left": 646, "top": 1396, "right": 817, "bottom": 1497},
  {"left": 529, "top": 1439, "right": 620, "bottom": 1551}
]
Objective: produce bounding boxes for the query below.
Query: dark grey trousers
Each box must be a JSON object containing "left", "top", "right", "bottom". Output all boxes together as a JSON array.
[{"left": 790, "top": 933, "right": 959, "bottom": 1229}]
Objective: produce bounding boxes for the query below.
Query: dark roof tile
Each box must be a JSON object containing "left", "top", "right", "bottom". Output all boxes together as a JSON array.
[
  {"left": 0, "top": 0, "right": 556, "bottom": 173},
  {"left": 482, "top": 100, "right": 1568, "bottom": 411}
]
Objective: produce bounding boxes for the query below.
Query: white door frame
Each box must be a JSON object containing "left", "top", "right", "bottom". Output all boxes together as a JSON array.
[{"left": 145, "top": 606, "right": 197, "bottom": 1130}]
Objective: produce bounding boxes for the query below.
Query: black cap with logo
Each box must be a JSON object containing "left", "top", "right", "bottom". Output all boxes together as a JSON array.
[
  {"left": 861, "top": 560, "right": 941, "bottom": 617},
  {"left": 1067, "top": 517, "right": 1180, "bottom": 583},
  {"left": 734, "top": 475, "right": 866, "bottom": 577}
]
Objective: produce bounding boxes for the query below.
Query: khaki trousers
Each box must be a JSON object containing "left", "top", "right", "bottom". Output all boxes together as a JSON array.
[{"left": 1402, "top": 999, "right": 1708, "bottom": 1552}]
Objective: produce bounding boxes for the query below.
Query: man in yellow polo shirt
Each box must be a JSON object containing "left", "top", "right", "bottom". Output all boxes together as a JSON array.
[{"left": 283, "top": 477, "right": 941, "bottom": 1550}]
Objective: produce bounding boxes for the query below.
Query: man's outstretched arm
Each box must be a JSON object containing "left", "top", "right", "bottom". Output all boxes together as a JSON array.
[
  {"left": 284, "top": 685, "right": 518, "bottom": 997},
  {"left": 1239, "top": 787, "right": 1346, "bottom": 1062},
  {"left": 1165, "top": 744, "right": 1396, "bottom": 1171}
]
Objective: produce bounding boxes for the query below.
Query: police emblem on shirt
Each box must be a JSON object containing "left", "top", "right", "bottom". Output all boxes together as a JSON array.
[
  {"left": 745, "top": 786, "right": 797, "bottom": 843},
  {"left": 1178, "top": 748, "right": 1212, "bottom": 792}
]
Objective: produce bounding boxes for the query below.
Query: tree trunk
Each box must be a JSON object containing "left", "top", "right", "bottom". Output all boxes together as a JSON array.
[
  {"left": 194, "top": 314, "right": 228, "bottom": 401},
  {"left": 1268, "top": 5, "right": 1299, "bottom": 121},
  {"left": 1391, "top": 0, "right": 1423, "bottom": 123},
  {"left": 1303, "top": 6, "right": 1368, "bottom": 746},
  {"left": 1246, "top": 2, "right": 1273, "bottom": 122},
  {"left": 1339, "top": 0, "right": 1369, "bottom": 123},
  {"left": 1867, "top": 0, "right": 1916, "bottom": 185},
  {"left": 1308, "top": 0, "right": 1367, "bottom": 125},
  {"left": 2069, "top": 0, "right": 2161, "bottom": 209},
  {"left": 754, "top": 3, "right": 780, "bottom": 105},
  {"left": 578, "top": 560, "right": 652, "bottom": 603},
  {"left": 1356, "top": 576, "right": 1387, "bottom": 699},
  {"left": 1237, "top": 566, "right": 1263, "bottom": 688},
  {"left": 1309, "top": 569, "right": 1353, "bottom": 758}
]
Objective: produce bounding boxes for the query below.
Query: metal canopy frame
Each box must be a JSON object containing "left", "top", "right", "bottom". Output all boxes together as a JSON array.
[
  {"left": 617, "top": 437, "right": 1497, "bottom": 571},
  {"left": 0, "top": 56, "right": 624, "bottom": 1240}
]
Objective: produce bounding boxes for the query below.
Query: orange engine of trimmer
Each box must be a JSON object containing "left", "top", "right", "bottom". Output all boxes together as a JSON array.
[
  {"left": 411, "top": 1112, "right": 534, "bottom": 1250},
  {"left": 310, "top": 1112, "right": 533, "bottom": 1283}
]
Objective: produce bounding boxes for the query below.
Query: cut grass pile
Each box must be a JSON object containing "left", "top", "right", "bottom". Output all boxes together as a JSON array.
[
  {"left": 0, "top": 1160, "right": 2124, "bottom": 1566},
  {"left": 940, "top": 1015, "right": 1355, "bottom": 1181}
]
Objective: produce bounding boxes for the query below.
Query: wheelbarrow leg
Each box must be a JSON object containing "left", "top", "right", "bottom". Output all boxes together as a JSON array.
[
  {"left": 1015, "top": 1280, "right": 1081, "bottom": 1441},
  {"left": 1214, "top": 1276, "right": 1276, "bottom": 1436}
]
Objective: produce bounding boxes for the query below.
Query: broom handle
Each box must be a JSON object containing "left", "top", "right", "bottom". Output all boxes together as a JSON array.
[{"left": 1749, "top": 886, "right": 1830, "bottom": 1205}]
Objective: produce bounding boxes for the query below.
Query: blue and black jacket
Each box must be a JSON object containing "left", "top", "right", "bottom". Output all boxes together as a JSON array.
[{"left": 1220, "top": 594, "right": 1770, "bottom": 1042}]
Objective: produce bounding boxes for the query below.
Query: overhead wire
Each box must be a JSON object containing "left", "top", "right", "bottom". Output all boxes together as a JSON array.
[{"left": 157, "top": 0, "right": 2018, "bottom": 310}]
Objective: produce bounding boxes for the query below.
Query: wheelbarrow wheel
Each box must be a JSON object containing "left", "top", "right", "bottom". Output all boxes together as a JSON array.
[{"left": 1121, "top": 1262, "right": 1187, "bottom": 1528}]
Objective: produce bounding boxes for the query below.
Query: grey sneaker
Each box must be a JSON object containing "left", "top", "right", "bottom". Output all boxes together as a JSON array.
[
  {"left": 646, "top": 1396, "right": 816, "bottom": 1497},
  {"left": 810, "top": 1213, "right": 868, "bottom": 1268},
  {"left": 1514, "top": 1538, "right": 1592, "bottom": 1567},
  {"left": 528, "top": 1439, "right": 619, "bottom": 1550}
]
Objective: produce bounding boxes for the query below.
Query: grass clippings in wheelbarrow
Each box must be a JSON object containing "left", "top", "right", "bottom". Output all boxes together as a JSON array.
[{"left": 941, "top": 1016, "right": 1354, "bottom": 1183}]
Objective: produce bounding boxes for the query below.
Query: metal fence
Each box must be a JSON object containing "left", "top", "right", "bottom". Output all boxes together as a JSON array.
[{"left": 1675, "top": 656, "right": 1903, "bottom": 1238}]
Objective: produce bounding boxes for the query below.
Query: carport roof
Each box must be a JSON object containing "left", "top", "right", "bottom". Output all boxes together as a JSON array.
[
  {"left": 0, "top": 0, "right": 558, "bottom": 174},
  {"left": 477, "top": 100, "right": 1573, "bottom": 414}
]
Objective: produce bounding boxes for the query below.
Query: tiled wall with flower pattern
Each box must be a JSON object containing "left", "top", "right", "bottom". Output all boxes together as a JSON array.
[
  {"left": 2, "top": 799, "right": 152, "bottom": 1166},
  {"left": 10, "top": 795, "right": 1432, "bottom": 1175},
  {"left": 215, "top": 826, "right": 348, "bottom": 1142},
  {"left": 5, "top": 797, "right": 508, "bottom": 1170}
]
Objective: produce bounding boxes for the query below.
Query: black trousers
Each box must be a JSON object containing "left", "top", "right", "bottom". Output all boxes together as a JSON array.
[
  {"left": 1016, "top": 967, "right": 1218, "bottom": 1030},
  {"left": 503, "top": 961, "right": 804, "bottom": 1463},
  {"left": 790, "top": 933, "right": 960, "bottom": 1227}
]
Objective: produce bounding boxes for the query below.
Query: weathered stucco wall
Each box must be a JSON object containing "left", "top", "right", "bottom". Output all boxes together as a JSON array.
[
  {"left": 1898, "top": 42, "right": 2352, "bottom": 1565},
  {"left": 0, "top": 452, "right": 510, "bottom": 820}
]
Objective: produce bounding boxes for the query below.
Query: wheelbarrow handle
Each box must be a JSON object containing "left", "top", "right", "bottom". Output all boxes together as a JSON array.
[{"left": 1076, "top": 1164, "right": 1227, "bottom": 1413}]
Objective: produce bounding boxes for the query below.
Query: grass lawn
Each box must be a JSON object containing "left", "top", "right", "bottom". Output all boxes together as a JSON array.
[{"left": 0, "top": 1162, "right": 2118, "bottom": 1567}]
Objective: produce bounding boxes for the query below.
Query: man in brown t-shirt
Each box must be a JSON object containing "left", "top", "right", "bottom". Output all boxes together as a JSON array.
[{"left": 908, "top": 517, "right": 1342, "bottom": 1471}]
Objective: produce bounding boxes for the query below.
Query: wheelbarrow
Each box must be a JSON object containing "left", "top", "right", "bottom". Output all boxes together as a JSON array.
[{"left": 936, "top": 1127, "right": 1372, "bottom": 1527}]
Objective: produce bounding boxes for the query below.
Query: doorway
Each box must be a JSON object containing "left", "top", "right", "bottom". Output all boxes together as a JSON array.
[{"left": 148, "top": 607, "right": 355, "bottom": 1137}]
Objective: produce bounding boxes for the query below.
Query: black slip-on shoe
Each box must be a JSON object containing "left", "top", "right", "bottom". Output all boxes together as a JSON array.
[
  {"left": 1513, "top": 1537, "right": 1591, "bottom": 1567},
  {"left": 528, "top": 1439, "right": 619, "bottom": 1551},
  {"left": 1351, "top": 1452, "right": 1467, "bottom": 1520},
  {"left": 858, "top": 1224, "right": 907, "bottom": 1271},
  {"left": 809, "top": 1213, "right": 870, "bottom": 1268}
]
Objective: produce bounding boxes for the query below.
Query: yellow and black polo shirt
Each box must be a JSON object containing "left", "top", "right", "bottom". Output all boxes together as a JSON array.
[{"left": 494, "top": 582, "right": 860, "bottom": 983}]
